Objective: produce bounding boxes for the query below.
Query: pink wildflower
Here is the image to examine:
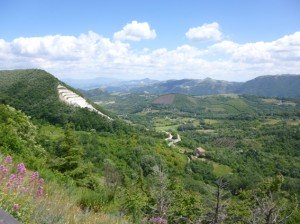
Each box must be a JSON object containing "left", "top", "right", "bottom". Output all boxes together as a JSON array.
[
  {"left": 30, "top": 171, "right": 39, "bottom": 182},
  {"left": 13, "top": 204, "right": 20, "bottom": 211},
  {"left": 36, "top": 185, "right": 44, "bottom": 197},
  {"left": 0, "top": 165, "right": 8, "bottom": 174},
  {"left": 4, "top": 156, "right": 12, "bottom": 164},
  {"left": 38, "top": 178, "right": 44, "bottom": 185},
  {"left": 17, "top": 163, "right": 26, "bottom": 175},
  {"left": 6, "top": 174, "right": 17, "bottom": 189},
  {"left": 17, "top": 175, "right": 24, "bottom": 185}
]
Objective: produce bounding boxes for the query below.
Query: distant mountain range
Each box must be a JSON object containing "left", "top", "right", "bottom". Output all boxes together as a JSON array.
[
  {"left": 67, "top": 74, "right": 300, "bottom": 98},
  {"left": 63, "top": 77, "right": 159, "bottom": 91}
]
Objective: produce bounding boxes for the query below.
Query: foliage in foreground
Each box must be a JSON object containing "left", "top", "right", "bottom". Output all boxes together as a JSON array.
[{"left": 0, "top": 154, "right": 125, "bottom": 223}]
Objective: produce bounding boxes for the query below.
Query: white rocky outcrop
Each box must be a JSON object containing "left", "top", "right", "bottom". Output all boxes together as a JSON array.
[{"left": 57, "top": 85, "right": 112, "bottom": 120}]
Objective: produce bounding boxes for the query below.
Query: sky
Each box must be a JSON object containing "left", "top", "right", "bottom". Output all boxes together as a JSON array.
[{"left": 0, "top": 0, "right": 300, "bottom": 81}]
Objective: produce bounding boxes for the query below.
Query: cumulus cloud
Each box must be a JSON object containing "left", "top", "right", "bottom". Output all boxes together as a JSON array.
[
  {"left": 0, "top": 30, "right": 300, "bottom": 81},
  {"left": 114, "top": 21, "right": 156, "bottom": 41},
  {"left": 211, "top": 32, "right": 300, "bottom": 63},
  {"left": 186, "top": 22, "right": 222, "bottom": 41}
]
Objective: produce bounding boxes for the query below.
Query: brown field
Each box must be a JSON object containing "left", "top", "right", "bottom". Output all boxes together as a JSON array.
[{"left": 152, "top": 94, "right": 175, "bottom": 105}]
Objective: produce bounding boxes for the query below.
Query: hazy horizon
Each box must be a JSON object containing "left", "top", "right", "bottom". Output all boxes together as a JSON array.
[{"left": 60, "top": 73, "right": 300, "bottom": 82}]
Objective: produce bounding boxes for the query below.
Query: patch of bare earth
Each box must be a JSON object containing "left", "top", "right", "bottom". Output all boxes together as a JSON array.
[{"left": 153, "top": 94, "right": 175, "bottom": 105}]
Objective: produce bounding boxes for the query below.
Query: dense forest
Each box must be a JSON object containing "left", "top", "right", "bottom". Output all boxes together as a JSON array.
[{"left": 0, "top": 69, "right": 299, "bottom": 223}]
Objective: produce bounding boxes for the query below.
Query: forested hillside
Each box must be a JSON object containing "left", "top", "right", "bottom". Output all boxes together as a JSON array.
[
  {"left": 0, "top": 69, "right": 122, "bottom": 132},
  {"left": 0, "top": 69, "right": 299, "bottom": 223},
  {"left": 235, "top": 75, "right": 300, "bottom": 98}
]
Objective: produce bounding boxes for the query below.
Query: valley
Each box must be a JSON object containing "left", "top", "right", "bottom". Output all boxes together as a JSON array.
[
  {"left": 2, "top": 1, "right": 300, "bottom": 223},
  {"left": 0, "top": 69, "right": 299, "bottom": 223},
  {"left": 87, "top": 91, "right": 300, "bottom": 192}
]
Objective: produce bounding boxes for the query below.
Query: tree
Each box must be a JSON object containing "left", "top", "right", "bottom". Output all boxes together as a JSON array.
[
  {"left": 250, "top": 175, "right": 297, "bottom": 224},
  {"left": 149, "top": 166, "right": 170, "bottom": 219},
  {"left": 52, "top": 123, "right": 93, "bottom": 186},
  {"left": 226, "top": 175, "right": 298, "bottom": 224},
  {"left": 103, "top": 159, "right": 122, "bottom": 200},
  {"left": 168, "top": 179, "right": 203, "bottom": 223},
  {"left": 120, "top": 182, "right": 148, "bottom": 223},
  {"left": 203, "top": 178, "right": 229, "bottom": 224}
]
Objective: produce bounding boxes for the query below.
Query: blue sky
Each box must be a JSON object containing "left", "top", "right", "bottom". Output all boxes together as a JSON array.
[{"left": 0, "top": 0, "right": 300, "bottom": 80}]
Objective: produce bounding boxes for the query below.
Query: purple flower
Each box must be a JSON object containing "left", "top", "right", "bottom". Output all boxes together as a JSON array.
[
  {"left": 17, "top": 175, "right": 24, "bottom": 185},
  {"left": 17, "top": 163, "right": 26, "bottom": 175},
  {"left": 8, "top": 174, "right": 17, "bottom": 181},
  {"left": 30, "top": 171, "right": 39, "bottom": 182},
  {"left": 6, "top": 174, "right": 17, "bottom": 189},
  {"left": 13, "top": 204, "right": 20, "bottom": 211},
  {"left": 36, "top": 185, "right": 44, "bottom": 197},
  {"left": 0, "top": 165, "right": 8, "bottom": 174},
  {"left": 4, "top": 156, "right": 12, "bottom": 164},
  {"left": 38, "top": 178, "right": 44, "bottom": 185}
]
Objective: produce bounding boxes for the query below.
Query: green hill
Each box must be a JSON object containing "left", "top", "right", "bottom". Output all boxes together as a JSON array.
[
  {"left": 0, "top": 69, "right": 118, "bottom": 132},
  {"left": 132, "top": 78, "right": 241, "bottom": 95},
  {"left": 151, "top": 93, "right": 300, "bottom": 118},
  {"left": 236, "top": 75, "right": 300, "bottom": 98}
]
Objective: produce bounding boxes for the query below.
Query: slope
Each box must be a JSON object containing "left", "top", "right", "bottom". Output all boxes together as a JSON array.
[
  {"left": 0, "top": 69, "right": 115, "bottom": 132},
  {"left": 236, "top": 74, "right": 300, "bottom": 98}
]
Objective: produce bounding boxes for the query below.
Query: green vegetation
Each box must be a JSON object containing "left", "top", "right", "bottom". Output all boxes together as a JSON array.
[
  {"left": 0, "top": 69, "right": 299, "bottom": 223},
  {"left": 0, "top": 69, "right": 118, "bottom": 132},
  {"left": 89, "top": 89, "right": 300, "bottom": 223}
]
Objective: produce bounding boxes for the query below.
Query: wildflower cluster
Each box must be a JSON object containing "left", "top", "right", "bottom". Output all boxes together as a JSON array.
[{"left": 0, "top": 155, "right": 45, "bottom": 216}]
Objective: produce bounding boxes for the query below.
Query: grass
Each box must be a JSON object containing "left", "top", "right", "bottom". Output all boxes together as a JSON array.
[
  {"left": 155, "top": 125, "right": 179, "bottom": 132},
  {"left": 286, "top": 119, "right": 300, "bottom": 126},
  {"left": 38, "top": 124, "right": 64, "bottom": 140},
  {"left": 263, "top": 118, "right": 281, "bottom": 125},
  {"left": 212, "top": 162, "right": 233, "bottom": 177},
  {"left": 153, "top": 117, "right": 200, "bottom": 132},
  {"left": 196, "top": 129, "right": 215, "bottom": 134},
  {"left": 262, "top": 98, "right": 297, "bottom": 107},
  {"left": 204, "top": 119, "right": 219, "bottom": 125}
]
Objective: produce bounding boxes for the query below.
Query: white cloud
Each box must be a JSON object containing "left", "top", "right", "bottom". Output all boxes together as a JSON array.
[
  {"left": 186, "top": 22, "right": 222, "bottom": 41},
  {"left": 211, "top": 32, "right": 300, "bottom": 63},
  {"left": 113, "top": 21, "right": 156, "bottom": 41},
  {"left": 0, "top": 30, "right": 300, "bottom": 81}
]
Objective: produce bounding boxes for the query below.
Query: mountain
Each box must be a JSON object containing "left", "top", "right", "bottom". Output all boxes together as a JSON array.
[
  {"left": 63, "top": 77, "right": 121, "bottom": 90},
  {"left": 0, "top": 69, "right": 116, "bottom": 132},
  {"left": 235, "top": 75, "right": 300, "bottom": 98},
  {"left": 130, "top": 78, "right": 241, "bottom": 95},
  {"left": 63, "top": 77, "right": 159, "bottom": 90},
  {"left": 111, "top": 75, "right": 300, "bottom": 98}
]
